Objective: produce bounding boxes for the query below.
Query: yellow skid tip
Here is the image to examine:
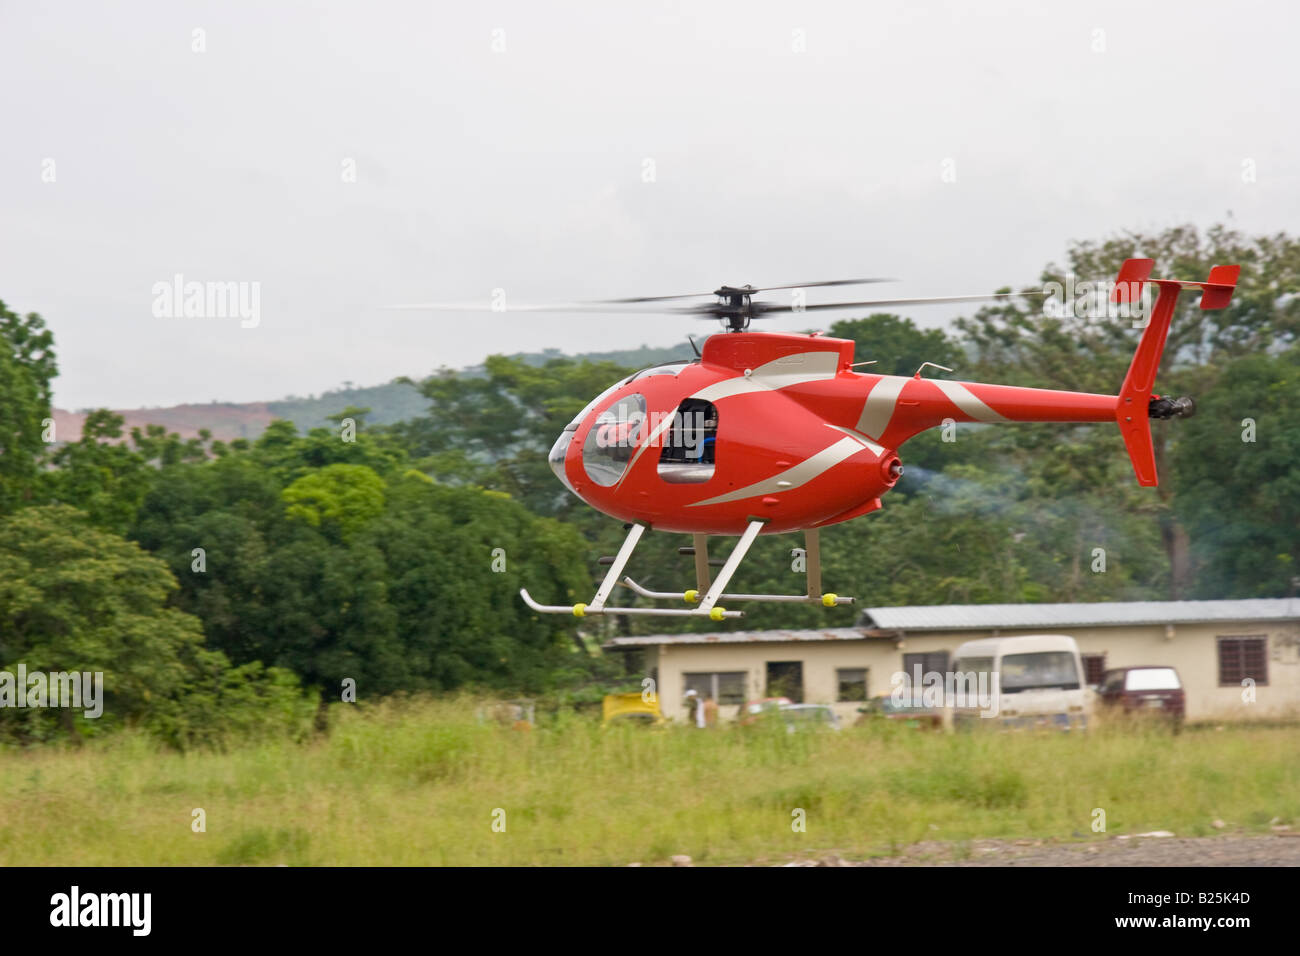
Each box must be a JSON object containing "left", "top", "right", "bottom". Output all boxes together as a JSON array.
[
  {"left": 572, "top": 603, "right": 587, "bottom": 618},
  {"left": 684, "top": 589, "right": 699, "bottom": 604},
  {"left": 709, "top": 607, "right": 727, "bottom": 621},
  {"left": 822, "top": 592, "right": 838, "bottom": 607}
]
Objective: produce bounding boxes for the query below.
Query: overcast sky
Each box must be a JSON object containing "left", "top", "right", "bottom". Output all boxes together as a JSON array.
[{"left": 3, "top": 0, "right": 1296, "bottom": 410}]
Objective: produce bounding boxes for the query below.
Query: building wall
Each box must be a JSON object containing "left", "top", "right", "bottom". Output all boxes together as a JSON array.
[
  {"left": 652, "top": 634, "right": 954, "bottom": 724},
  {"left": 644, "top": 619, "right": 1300, "bottom": 724}
]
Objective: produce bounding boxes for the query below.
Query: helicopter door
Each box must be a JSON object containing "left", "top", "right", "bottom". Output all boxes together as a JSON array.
[{"left": 657, "top": 399, "right": 717, "bottom": 483}]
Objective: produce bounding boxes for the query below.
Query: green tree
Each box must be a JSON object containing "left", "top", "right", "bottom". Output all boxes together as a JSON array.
[
  {"left": 42, "top": 410, "right": 156, "bottom": 535},
  {"left": 283, "top": 463, "right": 387, "bottom": 540},
  {"left": 129, "top": 452, "right": 284, "bottom": 665},
  {"left": 252, "top": 416, "right": 406, "bottom": 483},
  {"left": 1173, "top": 345, "right": 1300, "bottom": 597},
  {"left": 130, "top": 432, "right": 594, "bottom": 696},
  {"left": 364, "top": 475, "right": 591, "bottom": 690},
  {"left": 129, "top": 448, "right": 405, "bottom": 693},
  {"left": 0, "top": 302, "right": 57, "bottom": 513},
  {"left": 0, "top": 505, "right": 205, "bottom": 740},
  {"left": 826, "top": 313, "right": 964, "bottom": 378}
]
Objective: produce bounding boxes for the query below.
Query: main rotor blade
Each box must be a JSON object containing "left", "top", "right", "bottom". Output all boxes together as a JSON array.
[
  {"left": 748, "top": 278, "right": 896, "bottom": 293},
  {"left": 592, "top": 277, "right": 895, "bottom": 304},
  {"left": 748, "top": 291, "right": 1044, "bottom": 315},
  {"left": 384, "top": 302, "right": 671, "bottom": 313},
  {"left": 594, "top": 292, "right": 719, "bottom": 304},
  {"left": 385, "top": 288, "right": 1042, "bottom": 316}
]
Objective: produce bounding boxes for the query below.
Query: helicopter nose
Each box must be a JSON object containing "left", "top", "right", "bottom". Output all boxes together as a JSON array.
[{"left": 548, "top": 428, "right": 578, "bottom": 493}]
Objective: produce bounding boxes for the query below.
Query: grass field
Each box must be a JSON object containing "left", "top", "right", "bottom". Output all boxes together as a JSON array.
[{"left": 2, "top": 697, "right": 1297, "bottom": 866}]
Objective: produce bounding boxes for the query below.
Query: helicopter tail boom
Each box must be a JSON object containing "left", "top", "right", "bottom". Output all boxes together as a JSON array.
[{"left": 873, "top": 259, "right": 1238, "bottom": 487}]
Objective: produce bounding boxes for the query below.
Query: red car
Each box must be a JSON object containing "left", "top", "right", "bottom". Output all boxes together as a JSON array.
[{"left": 1097, "top": 666, "right": 1186, "bottom": 727}]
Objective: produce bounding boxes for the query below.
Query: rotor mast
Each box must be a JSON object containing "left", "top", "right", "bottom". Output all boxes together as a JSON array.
[{"left": 714, "top": 285, "right": 757, "bottom": 332}]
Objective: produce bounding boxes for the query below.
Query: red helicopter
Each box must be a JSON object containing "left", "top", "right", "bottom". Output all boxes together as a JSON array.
[{"left": 418, "top": 259, "right": 1239, "bottom": 621}]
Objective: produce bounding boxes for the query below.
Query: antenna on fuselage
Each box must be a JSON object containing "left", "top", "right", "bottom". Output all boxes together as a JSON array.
[{"left": 913, "top": 362, "right": 954, "bottom": 379}]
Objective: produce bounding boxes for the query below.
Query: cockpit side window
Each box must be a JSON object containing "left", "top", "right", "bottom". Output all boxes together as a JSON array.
[
  {"left": 582, "top": 393, "right": 647, "bottom": 486},
  {"left": 657, "top": 398, "right": 717, "bottom": 483}
]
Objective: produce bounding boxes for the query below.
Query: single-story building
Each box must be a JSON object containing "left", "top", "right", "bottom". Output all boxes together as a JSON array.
[{"left": 602, "top": 598, "right": 1300, "bottom": 724}]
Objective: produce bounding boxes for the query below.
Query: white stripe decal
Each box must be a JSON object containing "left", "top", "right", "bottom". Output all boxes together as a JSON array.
[
  {"left": 931, "top": 379, "right": 1009, "bottom": 422},
  {"left": 855, "top": 375, "right": 908, "bottom": 440},
  {"left": 826, "top": 424, "right": 885, "bottom": 456},
  {"left": 687, "top": 436, "right": 865, "bottom": 507},
  {"left": 692, "top": 350, "right": 840, "bottom": 404}
]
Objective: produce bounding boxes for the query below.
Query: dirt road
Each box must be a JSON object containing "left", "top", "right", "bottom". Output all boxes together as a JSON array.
[{"left": 777, "top": 834, "right": 1300, "bottom": 867}]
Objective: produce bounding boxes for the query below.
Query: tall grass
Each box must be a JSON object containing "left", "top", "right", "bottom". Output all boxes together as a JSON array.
[{"left": 1, "top": 696, "right": 1296, "bottom": 865}]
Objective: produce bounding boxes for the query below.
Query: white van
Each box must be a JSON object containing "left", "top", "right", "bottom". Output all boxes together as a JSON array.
[{"left": 950, "top": 634, "right": 1088, "bottom": 730}]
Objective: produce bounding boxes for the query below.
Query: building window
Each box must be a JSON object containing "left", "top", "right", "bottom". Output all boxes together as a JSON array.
[
  {"left": 765, "top": 661, "right": 804, "bottom": 703},
  {"left": 683, "top": 671, "right": 747, "bottom": 705},
  {"left": 1082, "top": 654, "right": 1107, "bottom": 686},
  {"left": 1217, "top": 635, "right": 1268, "bottom": 686},
  {"left": 837, "top": 668, "right": 868, "bottom": 702},
  {"left": 901, "top": 651, "right": 949, "bottom": 685}
]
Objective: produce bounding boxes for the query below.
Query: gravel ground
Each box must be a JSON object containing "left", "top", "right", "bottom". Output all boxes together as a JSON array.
[{"left": 767, "top": 833, "right": 1300, "bottom": 867}]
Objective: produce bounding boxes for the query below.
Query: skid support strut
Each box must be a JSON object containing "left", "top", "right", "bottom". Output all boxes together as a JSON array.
[
  {"left": 621, "top": 525, "right": 854, "bottom": 608},
  {"left": 519, "top": 522, "right": 745, "bottom": 619}
]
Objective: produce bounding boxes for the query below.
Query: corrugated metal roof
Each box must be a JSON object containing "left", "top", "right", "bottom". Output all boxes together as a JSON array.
[
  {"left": 604, "top": 627, "right": 864, "bottom": 647},
  {"left": 602, "top": 598, "right": 1300, "bottom": 648},
  {"left": 862, "top": 598, "right": 1300, "bottom": 632}
]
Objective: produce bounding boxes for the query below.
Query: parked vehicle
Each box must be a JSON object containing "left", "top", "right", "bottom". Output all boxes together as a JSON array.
[
  {"left": 777, "top": 703, "right": 840, "bottom": 732},
  {"left": 950, "top": 634, "right": 1088, "bottom": 730},
  {"left": 736, "top": 696, "right": 793, "bottom": 726},
  {"left": 856, "top": 695, "right": 943, "bottom": 730},
  {"left": 1096, "top": 666, "right": 1186, "bottom": 728}
]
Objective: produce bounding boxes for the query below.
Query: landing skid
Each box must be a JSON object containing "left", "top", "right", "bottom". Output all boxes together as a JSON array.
[
  {"left": 518, "top": 522, "right": 854, "bottom": 619},
  {"left": 620, "top": 577, "right": 853, "bottom": 606}
]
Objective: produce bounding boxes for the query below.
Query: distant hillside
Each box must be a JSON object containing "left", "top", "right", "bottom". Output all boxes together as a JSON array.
[
  {"left": 267, "top": 381, "right": 431, "bottom": 433},
  {"left": 53, "top": 340, "right": 697, "bottom": 442},
  {"left": 51, "top": 403, "right": 279, "bottom": 444}
]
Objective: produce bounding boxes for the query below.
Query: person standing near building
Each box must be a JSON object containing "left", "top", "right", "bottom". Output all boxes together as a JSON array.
[{"left": 683, "top": 689, "right": 705, "bottom": 728}]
